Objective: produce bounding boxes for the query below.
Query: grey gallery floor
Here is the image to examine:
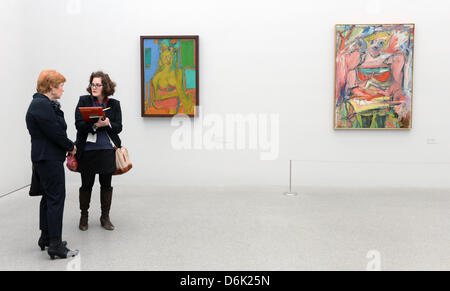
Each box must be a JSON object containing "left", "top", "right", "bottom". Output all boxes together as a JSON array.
[{"left": 0, "top": 185, "right": 449, "bottom": 271}]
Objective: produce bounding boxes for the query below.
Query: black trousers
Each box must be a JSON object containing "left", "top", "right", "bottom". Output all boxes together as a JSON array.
[
  {"left": 80, "top": 172, "right": 112, "bottom": 191},
  {"left": 34, "top": 160, "right": 66, "bottom": 239}
]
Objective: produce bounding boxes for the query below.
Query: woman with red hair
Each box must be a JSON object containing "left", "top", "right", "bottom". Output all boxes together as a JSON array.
[{"left": 26, "top": 70, "right": 79, "bottom": 260}]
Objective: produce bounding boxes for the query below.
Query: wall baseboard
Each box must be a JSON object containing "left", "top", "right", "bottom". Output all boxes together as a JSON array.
[{"left": 0, "top": 185, "right": 30, "bottom": 199}]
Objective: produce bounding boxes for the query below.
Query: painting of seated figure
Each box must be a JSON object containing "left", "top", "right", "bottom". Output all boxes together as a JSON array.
[
  {"left": 141, "top": 36, "right": 198, "bottom": 117},
  {"left": 334, "top": 24, "right": 414, "bottom": 129}
]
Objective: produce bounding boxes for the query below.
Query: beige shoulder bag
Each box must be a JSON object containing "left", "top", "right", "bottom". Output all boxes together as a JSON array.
[{"left": 113, "top": 146, "right": 132, "bottom": 175}]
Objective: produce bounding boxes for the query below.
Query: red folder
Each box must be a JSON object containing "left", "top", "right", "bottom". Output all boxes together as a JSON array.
[{"left": 78, "top": 107, "right": 106, "bottom": 123}]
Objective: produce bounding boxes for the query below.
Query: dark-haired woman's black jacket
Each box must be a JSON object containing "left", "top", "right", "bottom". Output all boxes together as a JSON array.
[{"left": 75, "top": 95, "right": 122, "bottom": 160}]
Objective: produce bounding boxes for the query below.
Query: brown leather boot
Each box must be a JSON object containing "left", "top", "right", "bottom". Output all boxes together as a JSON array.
[
  {"left": 79, "top": 188, "right": 92, "bottom": 231},
  {"left": 100, "top": 187, "right": 115, "bottom": 231}
]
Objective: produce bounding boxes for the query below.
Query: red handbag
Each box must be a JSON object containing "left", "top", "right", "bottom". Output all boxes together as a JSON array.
[{"left": 66, "top": 155, "right": 79, "bottom": 172}]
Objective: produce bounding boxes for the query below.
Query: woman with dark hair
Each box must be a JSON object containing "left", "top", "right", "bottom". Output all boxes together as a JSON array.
[
  {"left": 26, "top": 70, "right": 79, "bottom": 259},
  {"left": 75, "top": 71, "right": 122, "bottom": 231}
]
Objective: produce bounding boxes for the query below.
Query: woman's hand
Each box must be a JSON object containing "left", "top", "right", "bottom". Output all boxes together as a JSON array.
[
  {"left": 95, "top": 117, "right": 110, "bottom": 128},
  {"left": 68, "top": 145, "right": 77, "bottom": 156}
]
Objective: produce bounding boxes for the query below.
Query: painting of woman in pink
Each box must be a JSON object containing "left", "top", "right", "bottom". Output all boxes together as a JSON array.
[{"left": 335, "top": 24, "right": 414, "bottom": 129}]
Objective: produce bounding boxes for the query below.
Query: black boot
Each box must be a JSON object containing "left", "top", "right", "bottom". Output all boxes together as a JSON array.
[
  {"left": 47, "top": 237, "right": 79, "bottom": 260},
  {"left": 38, "top": 231, "right": 66, "bottom": 251},
  {"left": 79, "top": 188, "right": 92, "bottom": 231},
  {"left": 100, "top": 187, "right": 115, "bottom": 231}
]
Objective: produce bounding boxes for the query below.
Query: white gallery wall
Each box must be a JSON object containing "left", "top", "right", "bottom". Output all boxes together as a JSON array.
[
  {"left": 2, "top": 0, "right": 450, "bottom": 194},
  {"left": 0, "top": 1, "right": 29, "bottom": 195}
]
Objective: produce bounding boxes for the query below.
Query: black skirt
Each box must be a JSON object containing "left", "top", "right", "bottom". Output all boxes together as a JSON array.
[{"left": 78, "top": 149, "right": 116, "bottom": 174}]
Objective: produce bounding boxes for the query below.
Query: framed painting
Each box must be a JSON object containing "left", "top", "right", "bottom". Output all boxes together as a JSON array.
[
  {"left": 334, "top": 24, "right": 414, "bottom": 129},
  {"left": 141, "top": 35, "right": 199, "bottom": 117}
]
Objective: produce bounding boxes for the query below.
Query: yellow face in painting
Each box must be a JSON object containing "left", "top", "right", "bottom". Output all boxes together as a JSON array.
[
  {"left": 370, "top": 36, "right": 389, "bottom": 53},
  {"left": 160, "top": 48, "right": 173, "bottom": 67},
  {"left": 364, "top": 31, "right": 391, "bottom": 54}
]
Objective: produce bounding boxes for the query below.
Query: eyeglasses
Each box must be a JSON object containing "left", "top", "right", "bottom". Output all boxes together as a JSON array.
[{"left": 90, "top": 83, "right": 103, "bottom": 88}]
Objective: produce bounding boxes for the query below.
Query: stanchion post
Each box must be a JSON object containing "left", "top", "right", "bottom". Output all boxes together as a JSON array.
[{"left": 284, "top": 160, "right": 298, "bottom": 196}]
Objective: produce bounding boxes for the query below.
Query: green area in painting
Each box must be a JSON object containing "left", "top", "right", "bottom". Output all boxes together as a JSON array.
[
  {"left": 145, "top": 48, "right": 152, "bottom": 67},
  {"left": 180, "top": 40, "right": 194, "bottom": 68}
]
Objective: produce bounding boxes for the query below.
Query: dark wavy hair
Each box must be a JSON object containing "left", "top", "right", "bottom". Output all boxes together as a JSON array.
[{"left": 86, "top": 71, "right": 116, "bottom": 98}]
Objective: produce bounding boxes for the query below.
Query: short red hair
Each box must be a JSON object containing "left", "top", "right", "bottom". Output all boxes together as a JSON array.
[{"left": 36, "top": 70, "right": 66, "bottom": 94}]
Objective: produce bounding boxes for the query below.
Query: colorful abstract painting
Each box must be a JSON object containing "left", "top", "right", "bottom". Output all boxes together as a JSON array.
[
  {"left": 334, "top": 24, "right": 414, "bottom": 129},
  {"left": 141, "top": 36, "right": 198, "bottom": 117}
]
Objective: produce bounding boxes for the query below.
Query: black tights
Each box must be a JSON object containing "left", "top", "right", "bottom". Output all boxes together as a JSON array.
[{"left": 80, "top": 172, "right": 112, "bottom": 191}]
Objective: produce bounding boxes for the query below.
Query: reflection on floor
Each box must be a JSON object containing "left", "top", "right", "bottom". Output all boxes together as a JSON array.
[{"left": 0, "top": 185, "right": 449, "bottom": 271}]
